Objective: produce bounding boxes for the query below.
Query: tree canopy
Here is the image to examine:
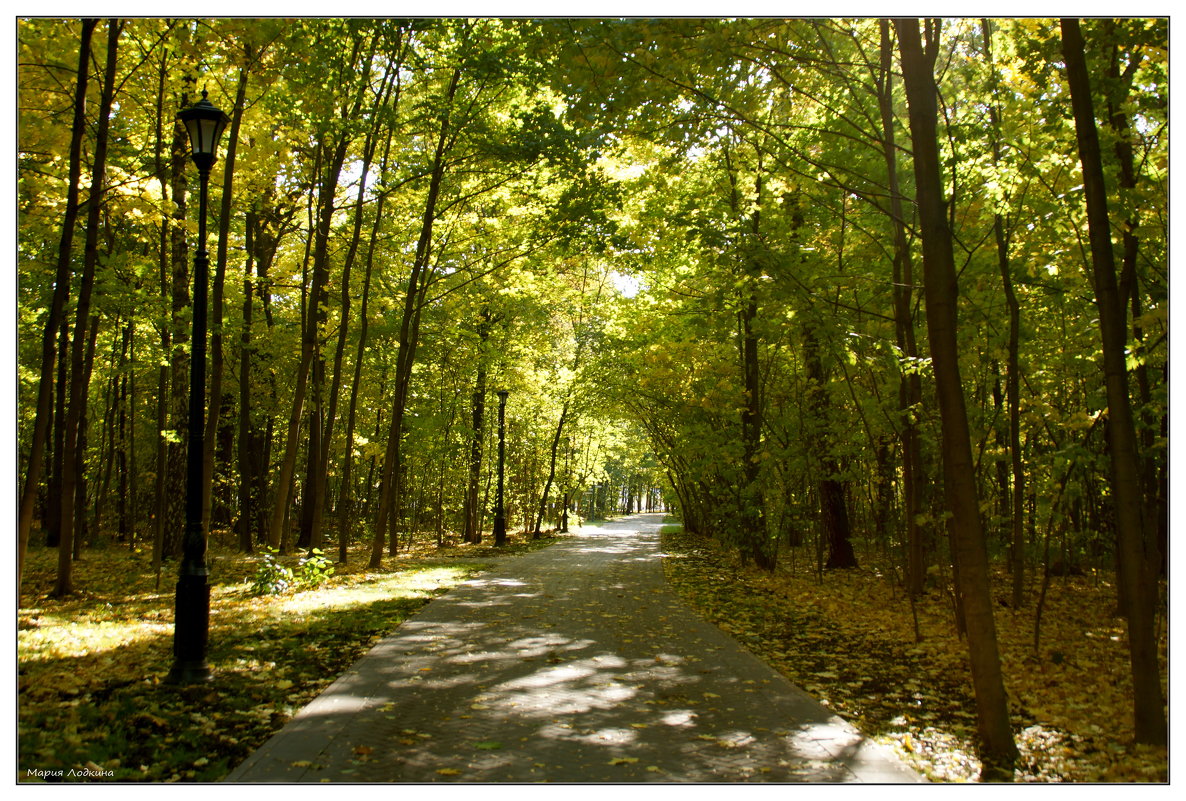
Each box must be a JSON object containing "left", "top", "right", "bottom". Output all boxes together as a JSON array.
[{"left": 17, "top": 15, "right": 1168, "bottom": 771}]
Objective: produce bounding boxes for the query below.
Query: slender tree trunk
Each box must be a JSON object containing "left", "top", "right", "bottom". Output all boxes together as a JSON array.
[
  {"left": 739, "top": 290, "right": 772, "bottom": 569},
  {"left": 127, "top": 327, "right": 138, "bottom": 546},
  {"left": 723, "top": 146, "right": 770, "bottom": 569},
  {"left": 267, "top": 149, "right": 331, "bottom": 552},
  {"left": 71, "top": 314, "right": 101, "bottom": 559},
  {"left": 56, "top": 19, "right": 121, "bottom": 596},
  {"left": 980, "top": 20, "right": 1027, "bottom": 608},
  {"left": 1060, "top": 17, "right": 1166, "bottom": 747},
  {"left": 371, "top": 66, "right": 460, "bottom": 568},
  {"left": 18, "top": 18, "right": 97, "bottom": 590},
  {"left": 534, "top": 402, "right": 569, "bottom": 537},
  {"left": 94, "top": 334, "right": 118, "bottom": 536},
  {"left": 462, "top": 311, "right": 491, "bottom": 544},
  {"left": 266, "top": 346, "right": 314, "bottom": 550},
  {"left": 299, "top": 33, "right": 382, "bottom": 553},
  {"left": 1102, "top": 21, "right": 1166, "bottom": 578},
  {"left": 335, "top": 40, "right": 406, "bottom": 565},
  {"left": 301, "top": 142, "right": 346, "bottom": 552},
  {"left": 338, "top": 160, "right": 390, "bottom": 561},
  {"left": 243, "top": 200, "right": 287, "bottom": 546},
  {"left": 877, "top": 19, "right": 926, "bottom": 595},
  {"left": 150, "top": 43, "right": 172, "bottom": 584},
  {"left": 804, "top": 327, "right": 857, "bottom": 570},
  {"left": 237, "top": 212, "right": 258, "bottom": 552},
  {"left": 202, "top": 64, "right": 247, "bottom": 534},
  {"left": 164, "top": 76, "right": 192, "bottom": 560},
  {"left": 47, "top": 320, "right": 70, "bottom": 549},
  {"left": 895, "top": 16, "right": 1019, "bottom": 771},
  {"left": 116, "top": 324, "right": 132, "bottom": 539},
  {"left": 317, "top": 75, "right": 391, "bottom": 557}
]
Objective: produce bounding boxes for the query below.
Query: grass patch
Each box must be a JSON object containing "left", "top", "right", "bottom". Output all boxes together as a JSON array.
[{"left": 18, "top": 531, "right": 563, "bottom": 783}]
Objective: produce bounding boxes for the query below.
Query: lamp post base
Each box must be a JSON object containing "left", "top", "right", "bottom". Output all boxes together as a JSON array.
[
  {"left": 165, "top": 659, "right": 213, "bottom": 685},
  {"left": 166, "top": 573, "right": 212, "bottom": 684}
]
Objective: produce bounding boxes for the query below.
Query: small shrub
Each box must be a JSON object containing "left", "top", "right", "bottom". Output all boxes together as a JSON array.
[
  {"left": 249, "top": 548, "right": 294, "bottom": 596},
  {"left": 297, "top": 548, "right": 335, "bottom": 589}
]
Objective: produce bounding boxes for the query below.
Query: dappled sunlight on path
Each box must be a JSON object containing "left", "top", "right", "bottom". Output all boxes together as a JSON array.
[{"left": 226, "top": 514, "right": 920, "bottom": 783}]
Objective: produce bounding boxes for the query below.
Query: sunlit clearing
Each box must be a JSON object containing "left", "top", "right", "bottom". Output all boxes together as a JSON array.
[
  {"left": 260, "top": 566, "right": 477, "bottom": 618},
  {"left": 19, "top": 619, "right": 172, "bottom": 662}
]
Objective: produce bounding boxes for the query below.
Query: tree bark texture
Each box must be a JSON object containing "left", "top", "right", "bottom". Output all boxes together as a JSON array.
[
  {"left": 18, "top": 18, "right": 97, "bottom": 591},
  {"left": 56, "top": 19, "right": 121, "bottom": 596},
  {"left": 1060, "top": 17, "right": 1166, "bottom": 747},
  {"left": 894, "top": 16, "right": 1019, "bottom": 770},
  {"left": 202, "top": 64, "right": 248, "bottom": 535}
]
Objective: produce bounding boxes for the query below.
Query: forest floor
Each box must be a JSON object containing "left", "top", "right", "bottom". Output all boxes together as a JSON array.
[
  {"left": 660, "top": 524, "right": 1169, "bottom": 783},
  {"left": 16, "top": 530, "right": 560, "bottom": 783},
  {"left": 17, "top": 520, "right": 1168, "bottom": 784}
]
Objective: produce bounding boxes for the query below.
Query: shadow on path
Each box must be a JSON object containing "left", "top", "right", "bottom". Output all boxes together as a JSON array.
[{"left": 226, "top": 514, "right": 921, "bottom": 783}]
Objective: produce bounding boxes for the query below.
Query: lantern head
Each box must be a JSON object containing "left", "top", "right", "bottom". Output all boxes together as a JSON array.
[{"left": 177, "top": 89, "right": 230, "bottom": 172}]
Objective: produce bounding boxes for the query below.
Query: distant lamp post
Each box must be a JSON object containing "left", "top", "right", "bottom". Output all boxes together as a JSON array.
[
  {"left": 493, "top": 390, "right": 509, "bottom": 547},
  {"left": 167, "top": 89, "right": 230, "bottom": 685}
]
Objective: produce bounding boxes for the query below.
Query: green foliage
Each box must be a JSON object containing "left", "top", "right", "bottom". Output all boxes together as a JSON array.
[
  {"left": 296, "top": 548, "right": 335, "bottom": 589},
  {"left": 249, "top": 548, "right": 294, "bottom": 596},
  {"left": 249, "top": 548, "right": 335, "bottom": 596}
]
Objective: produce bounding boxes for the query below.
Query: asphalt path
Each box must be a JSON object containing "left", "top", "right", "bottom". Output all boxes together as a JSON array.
[{"left": 226, "top": 513, "right": 920, "bottom": 783}]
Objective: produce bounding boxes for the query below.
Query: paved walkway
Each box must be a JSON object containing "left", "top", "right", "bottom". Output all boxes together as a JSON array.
[{"left": 225, "top": 514, "right": 921, "bottom": 783}]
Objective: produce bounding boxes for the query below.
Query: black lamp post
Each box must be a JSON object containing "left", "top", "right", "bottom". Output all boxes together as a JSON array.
[
  {"left": 167, "top": 89, "right": 230, "bottom": 685},
  {"left": 493, "top": 390, "right": 509, "bottom": 547}
]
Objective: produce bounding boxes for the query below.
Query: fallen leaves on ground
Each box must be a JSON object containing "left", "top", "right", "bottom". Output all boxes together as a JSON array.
[
  {"left": 660, "top": 526, "right": 1168, "bottom": 783},
  {"left": 17, "top": 531, "right": 560, "bottom": 783}
]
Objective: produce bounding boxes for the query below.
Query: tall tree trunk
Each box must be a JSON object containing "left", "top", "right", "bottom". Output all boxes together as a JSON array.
[
  {"left": 127, "top": 327, "right": 138, "bottom": 546},
  {"left": 18, "top": 18, "right": 97, "bottom": 591},
  {"left": 56, "top": 19, "right": 121, "bottom": 596},
  {"left": 71, "top": 314, "right": 101, "bottom": 559},
  {"left": 895, "top": 16, "right": 1019, "bottom": 771},
  {"left": 94, "top": 332, "right": 119, "bottom": 538},
  {"left": 803, "top": 327, "right": 857, "bottom": 570},
  {"left": 371, "top": 66, "right": 461, "bottom": 568},
  {"left": 338, "top": 151, "right": 392, "bottom": 561},
  {"left": 1060, "top": 17, "right": 1166, "bottom": 747},
  {"left": 336, "top": 38, "right": 408, "bottom": 565},
  {"left": 1102, "top": 21, "right": 1166, "bottom": 578},
  {"left": 739, "top": 289, "right": 772, "bottom": 569},
  {"left": 266, "top": 154, "right": 327, "bottom": 551},
  {"left": 265, "top": 346, "right": 313, "bottom": 550},
  {"left": 46, "top": 290, "right": 71, "bottom": 549},
  {"left": 462, "top": 310, "right": 492, "bottom": 544},
  {"left": 164, "top": 76, "right": 192, "bottom": 560},
  {"left": 534, "top": 402, "right": 570, "bottom": 537},
  {"left": 244, "top": 198, "right": 288, "bottom": 547},
  {"left": 877, "top": 19, "right": 926, "bottom": 595},
  {"left": 299, "top": 32, "right": 381, "bottom": 553},
  {"left": 237, "top": 211, "right": 258, "bottom": 552},
  {"left": 981, "top": 19, "right": 1026, "bottom": 609},
  {"left": 151, "top": 40, "right": 172, "bottom": 583},
  {"left": 723, "top": 146, "right": 770, "bottom": 569},
  {"left": 316, "top": 68, "right": 392, "bottom": 557},
  {"left": 116, "top": 324, "right": 132, "bottom": 539},
  {"left": 202, "top": 64, "right": 248, "bottom": 534}
]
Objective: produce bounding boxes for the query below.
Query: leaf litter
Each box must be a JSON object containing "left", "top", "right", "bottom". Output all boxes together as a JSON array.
[
  {"left": 17, "top": 534, "right": 558, "bottom": 782},
  {"left": 661, "top": 526, "right": 1168, "bottom": 783}
]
